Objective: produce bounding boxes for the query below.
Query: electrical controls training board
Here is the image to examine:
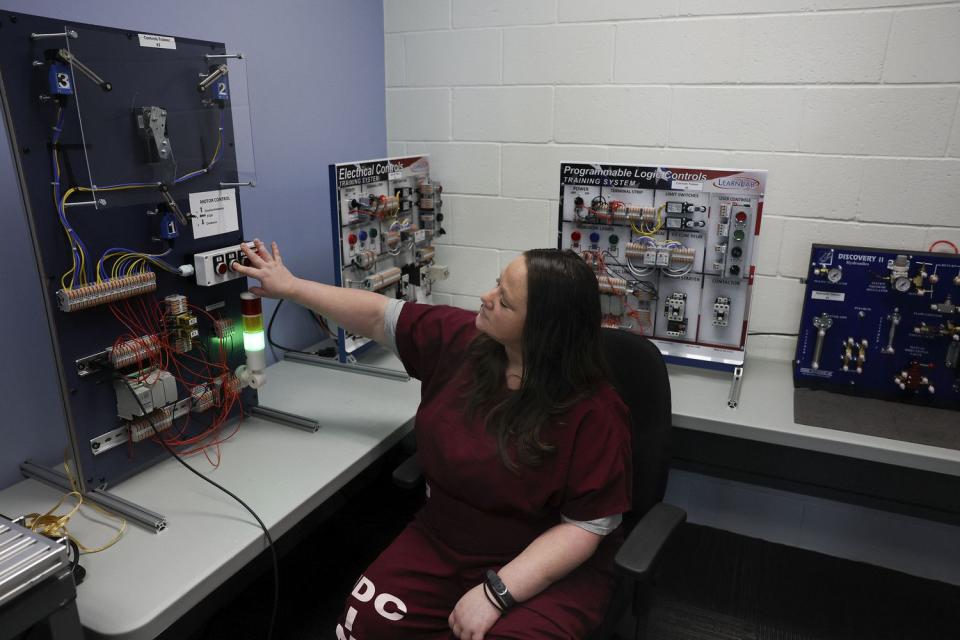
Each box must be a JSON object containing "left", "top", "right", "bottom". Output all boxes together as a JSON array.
[
  {"left": 0, "top": 12, "right": 260, "bottom": 489},
  {"left": 328, "top": 155, "right": 447, "bottom": 361},
  {"left": 794, "top": 244, "right": 960, "bottom": 410},
  {"left": 558, "top": 163, "right": 766, "bottom": 370}
]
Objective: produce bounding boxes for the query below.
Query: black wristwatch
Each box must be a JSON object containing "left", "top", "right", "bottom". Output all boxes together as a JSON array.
[{"left": 485, "top": 570, "right": 516, "bottom": 610}]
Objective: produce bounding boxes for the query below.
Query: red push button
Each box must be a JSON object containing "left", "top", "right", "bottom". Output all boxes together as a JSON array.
[
  {"left": 571, "top": 230, "right": 581, "bottom": 242},
  {"left": 348, "top": 233, "right": 358, "bottom": 245}
]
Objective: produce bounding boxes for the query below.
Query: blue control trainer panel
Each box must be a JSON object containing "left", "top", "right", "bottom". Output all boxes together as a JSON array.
[
  {"left": 794, "top": 244, "right": 960, "bottom": 410},
  {"left": 0, "top": 12, "right": 258, "bottom": 489}
]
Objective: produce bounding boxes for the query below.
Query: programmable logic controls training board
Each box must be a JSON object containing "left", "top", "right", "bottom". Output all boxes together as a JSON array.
[
  {"left": 0, "top": 12, "right": 258, "bottom": 489},
  {"left": 558, "top": 162, "right": 766, "bottom": 371},
  {"left": 794, "top": 244, "right": 960, "bottom": 410},
  {"left": 328, "top": 155, "right": 447, "bottom": 362}
]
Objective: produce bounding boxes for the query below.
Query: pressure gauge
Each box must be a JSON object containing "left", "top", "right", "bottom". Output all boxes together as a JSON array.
[
  {"left": 893, "top": 277, "right": 911, "bottom": 293},
  {"left": 827, "top": 267, "right": 842, "bottom": 283}
]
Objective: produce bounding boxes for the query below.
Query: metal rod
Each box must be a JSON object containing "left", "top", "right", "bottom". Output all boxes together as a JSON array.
[
  {"left": 88, "top": 488, "right": 167, "bottom": 532},
  {"left": 62, "top": 198, "right": 105, "bottom": 208},
  {"left": 205, "top": 53, "right": 244, "bottom": 60},
  {"left": 283, "top": 351, "right": 411, "bottom": 382},
  {"left": 249, "top": 405, "right": 320, "bottom": 433},
  {"left": 31, "top": 31, "right": 77, "bottom": 40},
  {"left": 20, "top": 461, "right": 167, "bottom": 533},
  {"left": 198, "top": 64, "right": 229, "bottom": 92},
  {"left": 57, "top": 49, "right": 111, "bottom": 91},
  {"left": 727, "top": 366, "right": 744, "bottom": 409},
  {"left": 219, "top": 181, "right": 255, "bottom": 188}
]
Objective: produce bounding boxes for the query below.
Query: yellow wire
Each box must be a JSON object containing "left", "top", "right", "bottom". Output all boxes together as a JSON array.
[
  {"left": 211, "top": 129, "right": 222, "bottom": 166},
  {"left": 78, "top": 241, "right": 87, "bottom": 286},
  {"left": 23, "top": 452, "right": 127, "bottom": 555},
  {"left": 58, "top": 186, "right": 79, "bottom": 289},
  {"left": 60, "top": 183, "right": 156, "bottom": 287},
  {"left": 76, "top": 184, "right": 155, "bottom": 193},
  {"left": 631, "top": 204, "right": 665, "bottom": 237},
  {"left": 60, "top": 264, "right": 76, "bottom": 291}
]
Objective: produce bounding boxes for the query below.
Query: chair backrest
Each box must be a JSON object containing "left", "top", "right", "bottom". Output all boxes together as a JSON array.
[{"left": 600, "top": 328, "right": 672, "bottom": 530}]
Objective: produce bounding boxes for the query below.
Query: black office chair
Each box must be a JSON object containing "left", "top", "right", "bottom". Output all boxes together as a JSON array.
[
  {"left": 589, "top": 328, "right": 685, "bottom": 640},
  {"left": 392, "top": 328, "right": 685, "bottom": 639}
]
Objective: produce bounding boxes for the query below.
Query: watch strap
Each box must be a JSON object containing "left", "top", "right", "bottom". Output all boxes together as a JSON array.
[{"left": 485, "top": 569, "right": 516, "bottom": 610}]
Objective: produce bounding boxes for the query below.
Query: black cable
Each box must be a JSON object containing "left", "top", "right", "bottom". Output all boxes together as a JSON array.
[
  {"left": 123, "top": 380, "right": 278, "bottom": 640},
  {"left": 66, "top": 538, "right": 86, "bottom": 585},
  {"left": 599, "top": 251, "right": 659, "bottom": 301},
  {"left": 267, "top": 298, "right": 319, "bottom": 356},
  {"left": 267, "top": 298, "right": 337, "bottom": 358}
]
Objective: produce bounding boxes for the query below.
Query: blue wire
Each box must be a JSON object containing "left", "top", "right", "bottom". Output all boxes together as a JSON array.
[
  {"left": 51, "top": 108, "right": 98, "bottom": 287},
  {"left": 99, "top": 247, "right": 177, "bottom": 280}
]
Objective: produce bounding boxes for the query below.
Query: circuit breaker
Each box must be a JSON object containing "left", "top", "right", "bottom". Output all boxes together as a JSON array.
[
  {"left": 0, "top": 12, "right": 258, "bottom": 489},
  {"left": 794, "top": 244, "right": 960, "bottom": 410},
  {"left": 328, "top": 155, "right": 448, "bottom": 361},
  {"left": 558, "top": 163, "right": 766, "bottom": 370}
]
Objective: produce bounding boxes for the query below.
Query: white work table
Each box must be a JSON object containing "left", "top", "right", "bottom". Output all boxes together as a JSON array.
[
  {"left": 668, "top": 356, "right": 960, "bottom": 478},
  {"left": 0, "top": 353, "right": 419, "bottom": 640},
  {"left": 2, "top": 352, "right": 957, "bottom": 639}
]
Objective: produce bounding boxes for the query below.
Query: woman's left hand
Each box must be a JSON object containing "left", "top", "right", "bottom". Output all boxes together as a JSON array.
[{"left": 448, "top": 583, "right": 502, "bottom": 639}]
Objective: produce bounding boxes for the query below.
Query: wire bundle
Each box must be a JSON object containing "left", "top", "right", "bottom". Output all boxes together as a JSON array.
[{"left": 108, "top": 295, "right": 243, "bottom": 467}]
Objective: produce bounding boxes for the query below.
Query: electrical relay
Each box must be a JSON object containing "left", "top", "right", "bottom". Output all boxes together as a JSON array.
[
  {"left": 0, "top": 12, "right": 260, "bottom": 490},
  {"left": 794, "top": 244, "right": 960, "bottom": 410},
  {"left": 328, "top": 155, "right": 448, "bottom": 361},
  {"left": 558, "top": 163, "right": 766, "bottom": 370}
]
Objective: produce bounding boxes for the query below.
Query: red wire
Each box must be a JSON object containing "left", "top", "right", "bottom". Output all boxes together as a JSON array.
[{"left": 108, "top": 294, "right": 247, "bottom": 467}]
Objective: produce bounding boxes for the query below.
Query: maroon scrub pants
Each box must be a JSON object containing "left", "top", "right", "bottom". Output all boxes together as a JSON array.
[{"left": 335, "top": 520, "right": 618, "bottom": 639}]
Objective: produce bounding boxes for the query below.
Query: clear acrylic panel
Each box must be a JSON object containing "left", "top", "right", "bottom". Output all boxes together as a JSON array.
[{"left": 63, "top": 25, "right": 256, "bottom": 213}]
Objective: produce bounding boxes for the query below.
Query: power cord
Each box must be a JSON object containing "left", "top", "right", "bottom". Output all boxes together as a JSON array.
[
  {"left": 267, "top": 298, "right": 336, "bottom": 358},
  {"left": 66, "top": 537, "right": 85, "bottom": 585},
  {"left": 123, "top": 379, "right": 278, "bottom": 640}
]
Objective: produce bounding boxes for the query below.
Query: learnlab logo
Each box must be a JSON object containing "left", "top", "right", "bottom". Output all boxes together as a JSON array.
[
  {"left": 713, "top": 176, "right": 760, "bottom": 190},
  {"left": 816, "top": 248, "right": 835, "bottom": 266}
]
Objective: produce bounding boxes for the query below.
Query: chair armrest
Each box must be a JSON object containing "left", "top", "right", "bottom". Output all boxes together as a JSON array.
[
  {"left": 392, "top": 452, "right": 423, "bottom": 490},
  {"left": 614, "top": 502, "right": 686, "bottom": 582}
]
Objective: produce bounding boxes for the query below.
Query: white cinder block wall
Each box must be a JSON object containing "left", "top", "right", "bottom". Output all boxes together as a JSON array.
[
  {"left": 382, "top": 0, "right": 960, "bottom": 585},
  {"left": 384, "top": 0, "right": 960, "bottom": 361}
]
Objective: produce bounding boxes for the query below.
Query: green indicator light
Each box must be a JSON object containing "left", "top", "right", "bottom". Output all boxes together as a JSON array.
[
  {"left": 733, "top": 229, "right": 745, "bottom": 242},
  {"left": 609, "top": 234, "right": 619, "bottom": 244},
  {"left": 243, "top": 331, "right": 265, "bottom": 352}
]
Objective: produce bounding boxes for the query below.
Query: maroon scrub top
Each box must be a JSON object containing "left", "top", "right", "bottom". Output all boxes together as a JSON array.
[{"left": 336, "top": 303, "right": 633, "bottom": 639}]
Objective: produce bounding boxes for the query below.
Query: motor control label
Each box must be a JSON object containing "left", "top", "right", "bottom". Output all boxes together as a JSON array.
[{"left": 190, "top": 188, "right": 239, "bottom": 239}]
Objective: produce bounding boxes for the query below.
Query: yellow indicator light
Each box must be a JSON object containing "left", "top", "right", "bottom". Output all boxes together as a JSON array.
[{"left": 242, "top": 315, "right": 264, "bottom": 333}]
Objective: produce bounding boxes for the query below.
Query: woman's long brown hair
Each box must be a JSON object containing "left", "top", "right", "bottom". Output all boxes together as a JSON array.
[{"left": 463, "top": 248, "right": 609, "bottom": 472}]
